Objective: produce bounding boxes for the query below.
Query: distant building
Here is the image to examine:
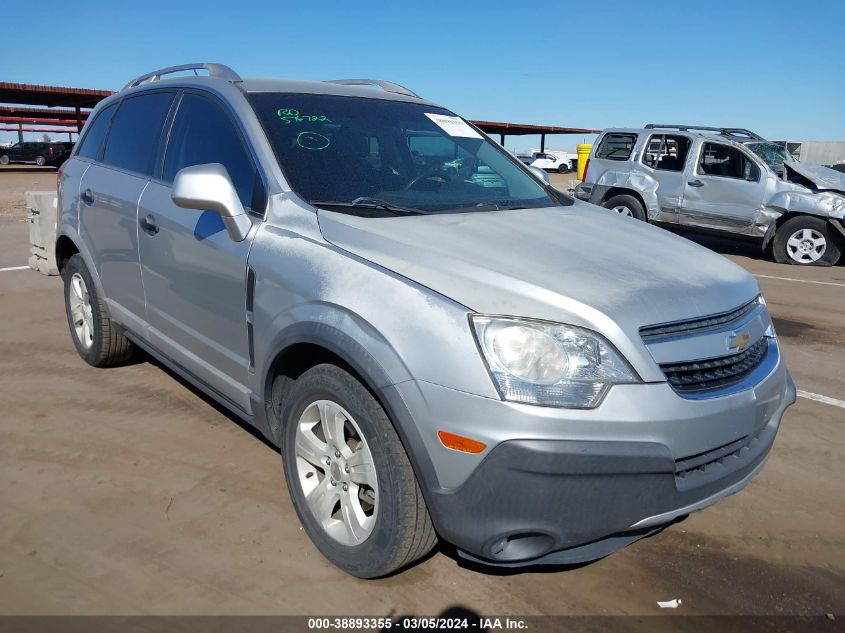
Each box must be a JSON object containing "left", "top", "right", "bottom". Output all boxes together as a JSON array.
[{"left": 777, "top": 140, "right": 845, "bottom": 167}]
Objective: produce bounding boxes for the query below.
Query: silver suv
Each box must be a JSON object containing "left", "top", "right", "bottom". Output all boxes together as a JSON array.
[
  {"left": 575, "top": 124, "right": 845, "bottom": 266},
  {"left": 57, "top": 65, "right": 795, "bottom": 577}
]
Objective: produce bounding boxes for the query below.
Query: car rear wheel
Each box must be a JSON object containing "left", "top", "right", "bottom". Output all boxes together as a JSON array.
[
  {"left": 279, "top": 364, "right": 437, "bottom": 578},
  {"left": 35, "top": 156, "right": 46, "bottom": 167},
  {"left": 773, "top": 215, "right": 841, "bottom": 266},
  {"left": 602, "top": 194, "right": 646, "bottom": 221},
  {"left": 63, "top": 254, "right": 135, "bottom": 366}
]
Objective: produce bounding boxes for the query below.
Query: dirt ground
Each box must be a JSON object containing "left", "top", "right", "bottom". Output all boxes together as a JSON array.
[{"left": 0, "top": 167, "right": 843, "bottom": 617}]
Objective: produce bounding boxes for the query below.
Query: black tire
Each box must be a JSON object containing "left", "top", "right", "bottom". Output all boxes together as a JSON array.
[
  {"left": 279, "top": 364, "right": 437, "bottom": 578},
  {"left": 557, "top": 163, "right": 568, "bottom": 174},
  {"left": 0, "top": 155, "right": 9, "bottom": 165},
  {"left": 602, "top": 194, "right": 646, "bottom": 221},
  {"left": 35, "top": 156, "right": 46, "bottom": 167},
  {"left": 63, "top": 254, "right": 134, "bottom": 366},
  {"left": 772, "top": 215, "right": 841, "bottom": 266}
]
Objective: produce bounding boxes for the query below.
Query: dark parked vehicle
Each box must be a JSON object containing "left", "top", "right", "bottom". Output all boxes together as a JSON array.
[{"left": 0, "top": 141, "right": 72, "bottom": 167}]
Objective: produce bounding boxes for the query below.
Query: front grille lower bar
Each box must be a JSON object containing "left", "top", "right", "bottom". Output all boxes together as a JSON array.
[{"left": 659, "top": 337, "right": 768, "bottom": 393}]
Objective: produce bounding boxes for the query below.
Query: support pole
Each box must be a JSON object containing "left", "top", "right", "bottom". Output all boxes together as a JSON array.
[
  {"left": 75, "top": 106, "right": 82, "bottom": 133},
  {"left": 540, "top": 133, "right": 546, "bottom": 153},
  {"left": 499, "top": 133, "right": 505, "bottom": 146}
]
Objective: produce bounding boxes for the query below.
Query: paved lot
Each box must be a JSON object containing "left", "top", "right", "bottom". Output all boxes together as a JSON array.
[{"left": 0, "top": 168, "right": 843, "bottom": 616}]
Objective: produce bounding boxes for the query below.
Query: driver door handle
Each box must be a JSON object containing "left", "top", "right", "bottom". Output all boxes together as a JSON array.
[
  {"left": 140, "top": 214, "right": 159, "bottom": 235},
  {"left": 688, "top": 179, "right": 704, "bottom": 188}
]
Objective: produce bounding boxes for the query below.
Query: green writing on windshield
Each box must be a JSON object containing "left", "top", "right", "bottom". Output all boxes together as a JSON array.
[
  {"left": 296, "top": 131, "right": 331, "bottom": 151},
  {"left": 277, "top": 108, "right": 332, "bottom": 125}
]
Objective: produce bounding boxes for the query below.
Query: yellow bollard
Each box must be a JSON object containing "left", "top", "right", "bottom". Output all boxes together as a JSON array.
[{"left": 577, "top": 144, "right": 593, "bottom": 181}]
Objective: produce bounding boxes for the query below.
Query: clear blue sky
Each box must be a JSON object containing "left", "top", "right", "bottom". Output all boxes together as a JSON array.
[{"left": 2, "top": 0, "right": 843, "bottom": 149}]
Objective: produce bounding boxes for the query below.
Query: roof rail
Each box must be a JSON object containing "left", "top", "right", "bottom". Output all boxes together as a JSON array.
[
  {"left": 644, "top": 124, "right": 765, "bottom": 141},
  {"left": 324, "top": 79, "right": 421, "bottom": 99},
  {"left": 123, "top": 63, "right": 242, "bottom": 91}
]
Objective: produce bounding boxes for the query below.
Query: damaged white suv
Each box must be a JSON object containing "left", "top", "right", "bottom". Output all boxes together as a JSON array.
[{"left": 575, "top": 124, "right": 845, "bottom": 266}]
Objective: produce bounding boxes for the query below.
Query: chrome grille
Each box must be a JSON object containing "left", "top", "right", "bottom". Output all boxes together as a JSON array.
[
  {"left": 640, "top": 297, "right": 760, "bottom": 342},
  {"left": 659, "top": 338, "right": 768, "bottom": 393}
]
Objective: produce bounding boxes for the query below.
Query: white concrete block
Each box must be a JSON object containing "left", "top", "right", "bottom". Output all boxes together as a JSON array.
[{"left": 26, "top": 190, "right": 59, "bottom": 276}]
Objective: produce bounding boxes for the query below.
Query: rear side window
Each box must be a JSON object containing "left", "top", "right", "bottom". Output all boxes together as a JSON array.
[
  {"left": 595, "top": 133, "right": 637, "bottom": 160},
  {"left": 77, "top": 105, "right": 116, "bottom": 160},
  {"left": 163, "top": 93, "right": 259, "bottom": 210},
  {"left": 643, "top": 134, "right": 691, "bottom": 172},
  {"left": 102, "top": 92, "right": 175, "bottom": 175}
]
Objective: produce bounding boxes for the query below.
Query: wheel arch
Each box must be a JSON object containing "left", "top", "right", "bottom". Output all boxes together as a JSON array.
[
  {"left": 257, "top": 321, "right": 442, "bottom": 496},
  {"left": 55, "top": 233, "right": 80, "bottom": 275},
  {"left": 601, "top": 187, "right": 648, "bottom": 211},
  {"left": 762, "top": 211, "right": 845, "bottom": 251}
]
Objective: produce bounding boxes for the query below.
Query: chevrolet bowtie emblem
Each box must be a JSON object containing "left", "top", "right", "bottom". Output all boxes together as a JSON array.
[{"left": 728, "top": 331, "right": 751, "bottom": 352}]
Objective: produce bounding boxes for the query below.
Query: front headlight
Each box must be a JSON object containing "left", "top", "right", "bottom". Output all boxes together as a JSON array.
[{"left": 471, "top": 315, "right": 639, "bottom": 408}]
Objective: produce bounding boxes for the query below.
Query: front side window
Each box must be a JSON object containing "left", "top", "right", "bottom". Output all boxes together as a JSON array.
[
  {"left": 77, "top": 103, "right": 117, "bottom": 160},
  {"left": 102, "top": 92, "right": 175, "bottom": 175},
  {"left": 163, "top": 93, "right": 259, "bottom": 210},
  {"left": 248, "top": 93, "right": 559, "bottom": 215},
  {"left": 595, "top": 133, "right": 637, "bottom": 161},
  {"left": 642, "top": 134, "right": 690, "bottom": 172},
  {"left": 698, "top": 142, "right": 760, "bottom": 181}
]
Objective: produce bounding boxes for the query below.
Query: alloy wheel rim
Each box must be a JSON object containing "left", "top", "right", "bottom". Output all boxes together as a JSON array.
[
  {"left": 612, "top": 205, "right": 633, "bottom": 217},
  {"left": 295, "top": 400, "right": 378, "bottom": 546},
  {"left": 69, "top": 273, "right": 94, "bottom": 349},
  {"left": 786, "top": 228, "right": 826, "bottom": 263}
]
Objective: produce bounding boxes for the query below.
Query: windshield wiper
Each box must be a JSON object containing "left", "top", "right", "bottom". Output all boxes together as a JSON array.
[{"left": 312, "top": 198, "right": 422, "bottom": 216}]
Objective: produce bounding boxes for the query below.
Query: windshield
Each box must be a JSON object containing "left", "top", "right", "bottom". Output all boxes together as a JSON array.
[
  {"left": 248, "top": 93, "right": 559, "bottom": 214},
  {"left": 746, "top": 142, "right": 795, "bottom": 171}
]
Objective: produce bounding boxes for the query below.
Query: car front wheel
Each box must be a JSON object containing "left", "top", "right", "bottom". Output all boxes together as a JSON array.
[
  {"left": 279, "top": 364, "right": 437, "bottom": 578},
  {"left": 772, "top": 215, "right": 841, "bottom": 266}
]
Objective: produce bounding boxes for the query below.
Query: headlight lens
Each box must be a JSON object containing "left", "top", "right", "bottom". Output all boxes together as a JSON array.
[{"left": 471, "top": 315, "right": 639, "bottom": 408}]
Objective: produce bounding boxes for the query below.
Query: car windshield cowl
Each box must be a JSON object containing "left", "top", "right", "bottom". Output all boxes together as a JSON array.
[
  {"left": 313, "top": 198, "right": 423, "bottom": 216},
  {"left": 248, "top": 92, "right": 561, "bottom": 216}
]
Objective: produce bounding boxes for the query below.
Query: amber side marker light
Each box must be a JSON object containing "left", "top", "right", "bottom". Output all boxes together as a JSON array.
[{"left": 437, "top": 430, "right": 487, "bottom": 454}]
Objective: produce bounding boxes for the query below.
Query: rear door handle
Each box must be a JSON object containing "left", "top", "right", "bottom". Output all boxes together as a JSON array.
[
  {"left": 81, "top": 188, "right": 95, "bottom": 205},
  {"left": 140, "top": 214, "right": 159, "bottom": 235},
  {"left": 687, "top": 179, "right": 704, "bottom": 188}
]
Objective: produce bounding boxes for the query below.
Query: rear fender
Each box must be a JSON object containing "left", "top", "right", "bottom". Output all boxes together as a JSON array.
[{"left": 593, "top": 170, "right": 660, "bottom": 218}]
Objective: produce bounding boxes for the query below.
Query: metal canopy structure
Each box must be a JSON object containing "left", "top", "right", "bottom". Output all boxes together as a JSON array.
[
  {"left": 0, "top": 81, "right": 599, "bottom": 151},
  {"left": 0, "top": 82, "right": 114, "bottom": 142},
  {"left": 470, "top": 120, "right": 600, "bottom": 152}
]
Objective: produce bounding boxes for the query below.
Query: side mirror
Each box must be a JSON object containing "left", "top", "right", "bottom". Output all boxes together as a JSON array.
[
  {"left": 528, "top": 166, "right": 550, "bottom": 184},
  {"left": 171, "top": 163, "right": 252, "bottom": 242}
]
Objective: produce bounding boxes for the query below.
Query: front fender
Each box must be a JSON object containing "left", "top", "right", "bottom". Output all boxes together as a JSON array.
[
  {"left": 254, "top": 313, "right": 443, "bottom": 492},
  {"left": 766, "top": 190, "right": 845, "bottom": 220}
]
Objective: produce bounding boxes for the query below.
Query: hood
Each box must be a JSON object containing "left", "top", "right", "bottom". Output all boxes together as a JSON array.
[
  {"left": 317, "top": 203, "right": 759, "bottom": 343},
  {"left": 785, "top": 161, "right": 845, "bottom": 194}
]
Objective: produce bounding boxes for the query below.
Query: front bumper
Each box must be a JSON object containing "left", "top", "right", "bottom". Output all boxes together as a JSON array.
[{"left": 392, "top": 354, "right": 795, "bottom": 565}]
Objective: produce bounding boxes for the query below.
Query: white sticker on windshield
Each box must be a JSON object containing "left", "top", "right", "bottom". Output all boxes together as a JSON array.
[{"left": 424, "top": 113, "right": 482, "bottom": 139}]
